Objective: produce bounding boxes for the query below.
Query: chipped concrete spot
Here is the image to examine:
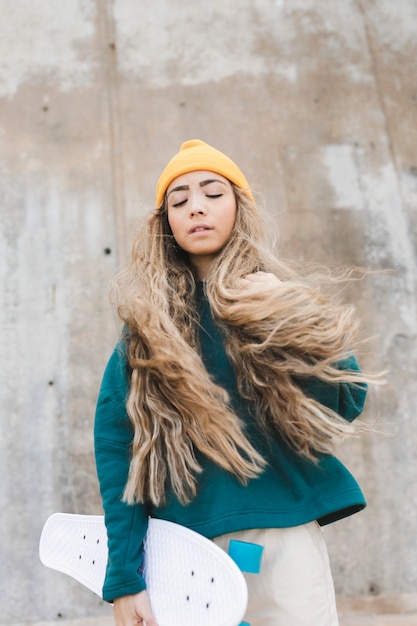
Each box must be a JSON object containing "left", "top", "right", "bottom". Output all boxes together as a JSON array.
[
  {"left": 343, "top": 63, "right": 374, "bottom": 84},
  {"left": 322, "top": 144, "right": 364, "bottom": 210},
  {"left": 275, "top": 63, "right": 299, "bottom": 83}
]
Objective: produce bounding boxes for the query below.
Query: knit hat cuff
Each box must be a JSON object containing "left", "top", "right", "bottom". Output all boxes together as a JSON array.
[{"left": 156, "top": 139, "right": 253, "bottom": 206}]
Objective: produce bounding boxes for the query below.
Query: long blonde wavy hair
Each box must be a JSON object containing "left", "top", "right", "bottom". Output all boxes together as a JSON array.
[{"left": 114, "top": 186, "right": 374, "bottom": 507}]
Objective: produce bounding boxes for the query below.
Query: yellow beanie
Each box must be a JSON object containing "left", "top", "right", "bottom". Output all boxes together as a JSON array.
[{"left": 155, "top": 139, "right": 253, "bottom": 206}]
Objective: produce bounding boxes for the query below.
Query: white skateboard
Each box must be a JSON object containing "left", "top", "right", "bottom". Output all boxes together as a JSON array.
[{"left": 39, "top": 513, "right": 248, "bottom": 626}]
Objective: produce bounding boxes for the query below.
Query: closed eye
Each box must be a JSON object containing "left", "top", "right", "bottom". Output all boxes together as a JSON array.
[{"left": 170, "top": 192, "right": 223, "bottom": 207}]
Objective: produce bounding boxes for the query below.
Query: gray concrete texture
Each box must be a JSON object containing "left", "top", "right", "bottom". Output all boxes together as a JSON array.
[{"left": 0, "top": 0, "right": 416, "bottom": 623}]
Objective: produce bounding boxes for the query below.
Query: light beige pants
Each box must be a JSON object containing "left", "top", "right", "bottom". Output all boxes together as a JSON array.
[{"left": 213, "top": 523, "right": 339, "bottom": 626}]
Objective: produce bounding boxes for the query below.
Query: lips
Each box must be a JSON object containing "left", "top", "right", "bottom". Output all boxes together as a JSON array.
[{"left": 189, "top": 224, "right": 213, "bottom": 234}]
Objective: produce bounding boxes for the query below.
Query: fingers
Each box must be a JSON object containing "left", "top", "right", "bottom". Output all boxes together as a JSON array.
[
  {"left": 113, "top": 591, "right": 158, "bottom": 626},
  {"left": 240, "top": 271, "right": 282, "bottom": 291},
  {"left": 140, "top": 595, "right": 158, "bottom": 626}
]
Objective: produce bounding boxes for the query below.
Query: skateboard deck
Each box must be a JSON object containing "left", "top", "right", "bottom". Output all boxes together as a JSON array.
[{"left": 40, "top": 513, "right": 248, "bottom": 626}]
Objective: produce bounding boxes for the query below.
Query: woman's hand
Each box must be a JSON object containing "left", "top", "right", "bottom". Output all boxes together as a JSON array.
[
  {"left": 113, "top": 590, "right": 158, "bottom": 626},
  {"left": 239, "top": 271, "right": 282, "bottom": 294}
]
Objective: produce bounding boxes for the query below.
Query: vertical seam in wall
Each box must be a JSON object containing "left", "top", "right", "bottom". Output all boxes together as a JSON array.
[
  {"left": 357, "top": 0, "right": 415, "bottom": 247},
  {"left": 357, "top": 0, "right": 400, "bottom": 189},
  {"left": 101, "top": 0, "right": 126, "bottom": 265},
  {"left": 357, "top": 0, "right": 417, "bottom": 309}
]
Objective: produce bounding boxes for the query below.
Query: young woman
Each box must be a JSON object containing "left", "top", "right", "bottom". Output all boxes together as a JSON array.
[{"left": 95, "top": 139, "right": 373, "bottom": 626}]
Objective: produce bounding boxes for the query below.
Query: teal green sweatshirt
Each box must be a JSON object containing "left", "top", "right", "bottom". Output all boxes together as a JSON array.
[{"left": 94, "top": 288, "right": 367, "bottom": 602}]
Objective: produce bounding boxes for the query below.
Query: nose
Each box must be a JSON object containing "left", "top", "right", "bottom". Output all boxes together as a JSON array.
[{"left": 189, "top": 195, "right": 207, "bottom": 217}]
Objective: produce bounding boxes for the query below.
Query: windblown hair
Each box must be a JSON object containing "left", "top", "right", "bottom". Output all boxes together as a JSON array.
[{"left": 113, "top": 186, "right": 375, "bottom": 507}]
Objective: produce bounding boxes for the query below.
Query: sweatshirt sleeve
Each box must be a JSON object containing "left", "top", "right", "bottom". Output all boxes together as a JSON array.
[
  {"left": 296, "top": 354, "right": 368, "bottom": 422},
  {"left": 94, "top": 344, "right": 149, "bottom": 601},
  {"left": 336, "top": 354, "right": 368, "bottom": 421}
]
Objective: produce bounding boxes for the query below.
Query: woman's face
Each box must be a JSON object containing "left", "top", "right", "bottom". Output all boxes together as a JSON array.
[{"left": 166, "top": 170, "right": 237, "bottom": 280}]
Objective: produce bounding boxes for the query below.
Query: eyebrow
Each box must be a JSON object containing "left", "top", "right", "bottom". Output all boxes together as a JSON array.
[{"left": 167, "top": 178, "right": 227, "bottom": 197}]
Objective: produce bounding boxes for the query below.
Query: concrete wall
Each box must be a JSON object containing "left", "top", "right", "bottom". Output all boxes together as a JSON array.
[{"left": 0, "top": 0, "right": 416, "bottom": 622}]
